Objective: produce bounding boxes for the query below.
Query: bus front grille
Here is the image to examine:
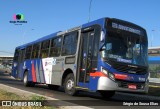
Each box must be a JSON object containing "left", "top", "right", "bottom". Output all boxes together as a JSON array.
[{"left": 107, "top": 60, "right": 147, "bottom": 74}]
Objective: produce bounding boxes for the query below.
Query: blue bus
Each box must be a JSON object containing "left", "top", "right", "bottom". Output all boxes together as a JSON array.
[{"left": 12, "top": 17, "right": 149, "bottom": 98}]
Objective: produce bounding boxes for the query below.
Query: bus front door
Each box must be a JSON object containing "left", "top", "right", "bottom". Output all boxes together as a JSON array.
[{"left": 78, "top": 30, "right": 95, "bottom": 88}]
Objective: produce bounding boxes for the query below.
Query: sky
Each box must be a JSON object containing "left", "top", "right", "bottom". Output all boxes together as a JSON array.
[{"left": 0, "top": 0, "right": 160, "bottom": 56}]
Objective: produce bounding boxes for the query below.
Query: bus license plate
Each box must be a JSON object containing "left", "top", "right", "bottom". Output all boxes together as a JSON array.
[{"left": 128, "top": 84, "right": 137, "bottom": 89}]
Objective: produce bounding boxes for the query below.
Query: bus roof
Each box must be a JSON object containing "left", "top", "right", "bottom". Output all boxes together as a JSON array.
[
  {"left": 16, "top": 17, "right": 106, "bottom": 50},
  {"left": 16, "top": 32, "right": 60, "bottom": 49},
  {"left": 15, "top": 17, "right": 145, "bottom": 50}
]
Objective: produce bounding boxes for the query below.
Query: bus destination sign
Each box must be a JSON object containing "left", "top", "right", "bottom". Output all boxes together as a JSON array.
[{"left": 112, "top": 22, "right": 141, "bottom": 35}]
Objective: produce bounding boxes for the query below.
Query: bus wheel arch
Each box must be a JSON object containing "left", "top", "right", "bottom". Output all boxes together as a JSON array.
[
  {"left": 62, "top": 69, "right": 73, "bottom": 86},
  {"left": 62, "top": 69, "right": 77, "bottom": 96}
]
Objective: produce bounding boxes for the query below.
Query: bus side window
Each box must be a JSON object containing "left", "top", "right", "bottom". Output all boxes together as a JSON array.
[
  {"left": 62, "top": 32, "right": 78, "bottom": 56},
  {"left": 20, "top": 49, "right": 25, "bottom": 62},
  {"left": 50, "top": 37, "right": 62, "bottom": 57},
  {"left": 40, "top": 40, "right": 50, "bottom": 58},
  {"left": 25, "top": 45, "right": 32, "bottom": 59},
  {"left": 32, "top": 43, "right": 40, "bottom": 59}
]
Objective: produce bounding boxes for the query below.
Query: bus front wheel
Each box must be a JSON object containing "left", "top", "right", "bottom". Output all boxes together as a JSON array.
[
  {"left": 64, "top": 73, "right": 77, "bottom": 96},
  {"left": 99, "top": 91, "right": 115, "bottom": 98},
  {"left": 23, "top": 71, "right": 35, "bottom": 87}
]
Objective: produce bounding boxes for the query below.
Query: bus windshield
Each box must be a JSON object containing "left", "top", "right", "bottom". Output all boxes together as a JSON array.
[{"left": 101, "top": 30, "right": 148, "bottom": 66}]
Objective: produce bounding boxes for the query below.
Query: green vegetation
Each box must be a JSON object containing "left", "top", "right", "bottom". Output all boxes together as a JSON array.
[
  {"left": 0, "top": 89, "right": 22, "bottom": 100},
  {"left": 31, "top": 95, "right": 46, "bottom": 101},
  {"left": 148, "top": 86, "right": 160, "bottom": 96},
  {"left": 0, "top": 89, "right": 57, "bottom": 109},
  {"left": 149, "top": 64, "right": 160, "bottom": 78}
]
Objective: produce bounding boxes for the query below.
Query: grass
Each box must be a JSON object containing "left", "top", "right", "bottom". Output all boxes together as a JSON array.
[
  {"left": 148, "top": 86, "right": 160, "bottom": 96},
  {"left": 0, "top": 89, "right": 57, "bottom": 109},
  {"left": 31, "top": 95, "right": 46, "bottom": 101},
  {"left": 0, "top": 90, "right": 22, "bottom": 100}
]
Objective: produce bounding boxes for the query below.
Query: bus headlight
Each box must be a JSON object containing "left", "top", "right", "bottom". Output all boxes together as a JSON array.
[
  {"left": 14, "top": 63, "right": 17, "bottom": 67},
  {"left": 109, "top": 73, "right": 115, "bottom": 81},
  {"left": 101, "top": 67, "right": 108, "bottom": 75},
  {"left": 101, "top": 67, "right": 115, "bottom": 81}
]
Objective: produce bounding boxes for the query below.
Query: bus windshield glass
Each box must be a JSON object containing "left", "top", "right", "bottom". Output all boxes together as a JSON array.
[{"left": 102, "top": 19, "right": 148, "bottom": 66}]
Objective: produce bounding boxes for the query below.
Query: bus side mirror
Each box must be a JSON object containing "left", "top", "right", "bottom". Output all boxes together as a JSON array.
[{"left": 100, "top": 31, "right": 105, "bottom": 42}]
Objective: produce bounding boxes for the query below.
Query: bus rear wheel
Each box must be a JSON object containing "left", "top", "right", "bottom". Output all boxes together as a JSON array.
[
  {"left": 48, "top": 84, "right": 59, "bottom": 90},
  {"left": 23, "top": 71, "right": 35, "bottom": 87},
  {"left": 99, "top": 91, "right": 115, "bottom": 98},
  {"left": 64, "top": 73, "right": 77, "bottom": 96}
]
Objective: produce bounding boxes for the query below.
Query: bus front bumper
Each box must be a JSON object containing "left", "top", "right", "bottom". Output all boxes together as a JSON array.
[{"left": 97, "top": 77, "right": 149, "bottom": 93}]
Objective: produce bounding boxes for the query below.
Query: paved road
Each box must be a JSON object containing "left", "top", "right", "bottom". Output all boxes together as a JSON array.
[{"left": 0, "top": 71, "right": 160, "bottom": 109}]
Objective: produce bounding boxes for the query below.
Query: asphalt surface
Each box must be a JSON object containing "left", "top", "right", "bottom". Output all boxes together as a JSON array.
[{"left": 0, "top": 71, "right": 160, "bottom": 109}]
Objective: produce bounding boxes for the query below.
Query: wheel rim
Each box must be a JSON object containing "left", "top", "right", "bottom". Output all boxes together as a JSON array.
[
  {"left": 66, "top": 79, "right": 74, "bottom": 90},
  {"left": 24, "top": 74, "right": 27, "bottom": 83}
]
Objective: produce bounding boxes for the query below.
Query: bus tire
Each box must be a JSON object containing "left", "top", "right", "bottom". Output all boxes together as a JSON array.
[
  {"left": 64, "top": 73, "right": 77, "bottom": 96},
  {"left": 48, "top": 84, "right": 59, "bottom": 90},
  {"left": 99, "top": 91, "right": 115, "bottom": 98},
  {"left": 23, "top": 71, "right": 35, "bottom": 87}
]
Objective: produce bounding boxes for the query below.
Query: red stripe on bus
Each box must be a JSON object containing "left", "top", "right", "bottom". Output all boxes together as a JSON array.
[
  {"left": 90, "top": 72, "right": 107, "bottom": 77},
  {"left": 32, "top": 61, "right": 36, "bottom": 82},
  {"left": 114, "top": 74, "right": 127, "bottom": 80}
]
